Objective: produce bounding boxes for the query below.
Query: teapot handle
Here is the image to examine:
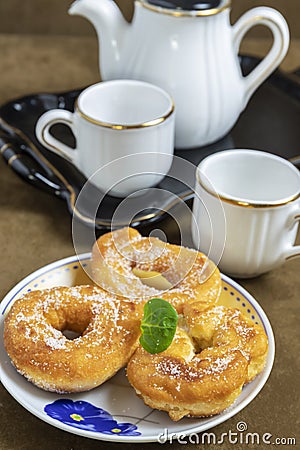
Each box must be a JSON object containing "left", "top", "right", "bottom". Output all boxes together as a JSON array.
[{"left": 233, "top": 7, "right": 290, "bottom": 105}]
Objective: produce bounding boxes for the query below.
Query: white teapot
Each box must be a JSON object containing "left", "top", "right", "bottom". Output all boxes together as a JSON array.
[{"left": 69, "top": 0, "right": 289, "bottom": 148}]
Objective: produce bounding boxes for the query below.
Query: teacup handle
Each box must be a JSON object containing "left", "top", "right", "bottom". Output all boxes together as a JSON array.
[
  {"left": 35, "top": 109, "right": 77, "bottom": 164},
  {"left": 233, "top": 7, "right": 290, "bottom": 105},
  {"left": 284, "top": 210, "right": 300, "bottom": 261}
]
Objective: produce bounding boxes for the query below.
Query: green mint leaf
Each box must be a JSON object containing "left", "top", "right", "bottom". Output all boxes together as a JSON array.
[{"left": 139, "top": 298, "right": 178, "bottom": 354}]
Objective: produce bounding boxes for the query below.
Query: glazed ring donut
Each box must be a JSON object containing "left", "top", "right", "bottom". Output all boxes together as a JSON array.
[
  {"left": 4, "top": 285, "right": 142, "bottom": 393},
  {"left": 127, "top": 305, "right": 268, "bottom": 421},
  {"left": 91, "top": 227, "right": 221, "bottom": 313}
]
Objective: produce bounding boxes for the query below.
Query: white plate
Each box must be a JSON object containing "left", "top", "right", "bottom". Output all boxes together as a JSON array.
[{"left": 0, "top": 254, "right": 275, "bottom": 443}]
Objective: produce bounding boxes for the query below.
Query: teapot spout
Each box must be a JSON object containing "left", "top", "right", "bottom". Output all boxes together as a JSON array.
[{"left": 69, "top": 0, "right": 129, "bottom": 78}]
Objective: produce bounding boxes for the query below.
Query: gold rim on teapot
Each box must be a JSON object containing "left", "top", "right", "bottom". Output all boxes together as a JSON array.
[{"left": 138, "top": 0, "right": 231, "bottom": 17}]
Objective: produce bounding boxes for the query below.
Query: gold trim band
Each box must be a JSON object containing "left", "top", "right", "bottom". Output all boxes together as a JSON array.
[
  {"left": 8, "top": 154, "right": 22, "bottom": 166},
  {"left": 137, "top": 0, "right": 231, "bottom": 17},
  {"left": 75, "top": 101, "right": 175, "bottom": 130},
  {"left": 0, "top": 143, "right": 12, "bottom": 154},
  {"left": 286, "top": 253, "right": 300, "bottom": 261},
  {"left": 196, "top": 171, "right": 300, "bottom": 208}
]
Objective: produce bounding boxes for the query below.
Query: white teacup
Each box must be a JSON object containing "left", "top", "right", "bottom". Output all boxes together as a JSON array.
[
  {"left": 35, "top": 80, "right": 175, "bottom": 197},
  {"left": 192, "top": 149, "right": 300, "bottom": 278}
]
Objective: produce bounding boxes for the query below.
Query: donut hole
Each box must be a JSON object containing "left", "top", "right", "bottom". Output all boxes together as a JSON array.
[
  {"left": 192, "top": 338, "right": 211, "bottom": 354},
  {"left": 46, "top": 308, "right": 93, "bottom": 341},
  {"left": 53, "top": 321, "right": 89, "bottom": 341},
  {"left": 130, "top": 241, "right": 204, "bottom": 290},
  {"left": 57, "top": 318, "right": 91, "bottom": 341},
  {"left": 132, "top": 268, "right": 172, "bottom": 290},
  {"left": 62, "top": 329, "right": 82, "bottom": 340}
]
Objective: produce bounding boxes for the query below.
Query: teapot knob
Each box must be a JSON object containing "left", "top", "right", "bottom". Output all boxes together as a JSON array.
[{"left": 146, "top": 1, "right": 222, "bottom": 11}]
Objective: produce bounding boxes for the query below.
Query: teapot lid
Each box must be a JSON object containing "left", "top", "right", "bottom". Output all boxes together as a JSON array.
[{"left": 143, "top": 0, "right": 225, "bottom": 12}]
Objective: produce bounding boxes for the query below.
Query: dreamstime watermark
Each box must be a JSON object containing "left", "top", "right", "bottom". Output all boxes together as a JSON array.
[{"left": 157, "top": 421, "right": 297, "bottom": 446}]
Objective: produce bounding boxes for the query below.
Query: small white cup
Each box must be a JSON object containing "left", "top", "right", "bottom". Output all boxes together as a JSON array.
[
  {"left": 35, "top": 80, "right": 175, "bottom": 197},
  {"left": 192, "top": 149, "right": 300, "bottom": 278}
]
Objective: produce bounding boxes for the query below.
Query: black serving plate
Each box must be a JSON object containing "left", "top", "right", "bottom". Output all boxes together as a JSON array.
[{"left": 1, "top": 55, "right": 300, "bottom": 231}]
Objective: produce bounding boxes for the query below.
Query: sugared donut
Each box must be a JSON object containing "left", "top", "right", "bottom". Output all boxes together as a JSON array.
[
  {"left": 183, "top": 303, "right": 268, "bottom": 383},
  {"left": 4, "top": 285, "right": 142, "bottom": 393},
  {"left": 91, "top": 227, "right": 221, "bottom": 313},
  {"left": 127, "top": 305, "right": 268, "bottom": 421}
]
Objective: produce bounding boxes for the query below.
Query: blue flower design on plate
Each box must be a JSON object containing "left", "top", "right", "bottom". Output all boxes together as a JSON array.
[{"left": 44, "top": 399, "right": 141, "bottom": 436}]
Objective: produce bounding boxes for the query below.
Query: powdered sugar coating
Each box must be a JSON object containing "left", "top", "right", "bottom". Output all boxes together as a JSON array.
[
  {"left": 4, "top": 285, "right": 142, "bottom": 393},
  {"left": 92, "top": 227, "right": 222, "bottom": 312},
  {"left": 127, "top": 304, "right": 268, "bottom": 420}
]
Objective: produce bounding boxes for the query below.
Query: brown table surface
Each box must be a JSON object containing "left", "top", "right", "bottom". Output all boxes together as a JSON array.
[{"left": 0, "top": 34, "right": 299, "bottom": 449}]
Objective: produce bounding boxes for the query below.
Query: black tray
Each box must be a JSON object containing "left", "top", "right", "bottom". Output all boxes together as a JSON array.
[{"left": 1, "top": 55, "right": 300, "bottom": 230}]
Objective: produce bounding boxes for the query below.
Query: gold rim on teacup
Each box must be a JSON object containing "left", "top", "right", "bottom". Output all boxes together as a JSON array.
[
  {"left": 75, "top": 99, "right": 175, "bottom": 130},
  {"left": 196, "top": 169, "right": 300, "bottom": 208}
]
